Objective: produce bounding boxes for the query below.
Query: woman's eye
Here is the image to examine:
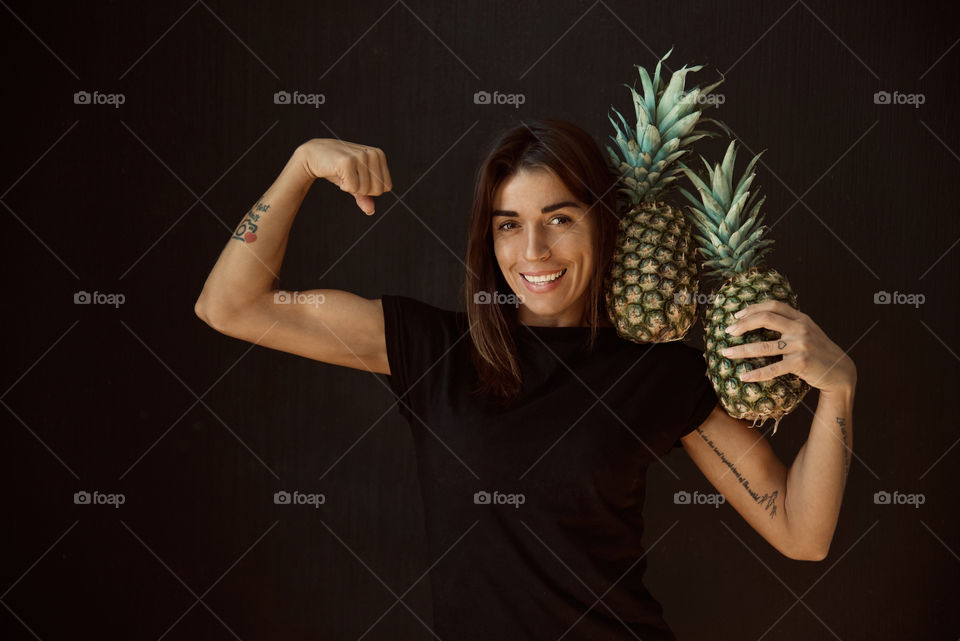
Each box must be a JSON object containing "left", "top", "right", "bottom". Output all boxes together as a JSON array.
[{"left": 497, "top": 215, "right": 570, "bottom": 231}]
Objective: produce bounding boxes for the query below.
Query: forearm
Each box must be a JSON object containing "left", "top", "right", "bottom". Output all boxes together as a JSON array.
[
  {"left": 784, "top": 385, "right": 855, "bottom": 559},
  {"left": 196, "top": 146, "right": 315, "bottom": 313}
]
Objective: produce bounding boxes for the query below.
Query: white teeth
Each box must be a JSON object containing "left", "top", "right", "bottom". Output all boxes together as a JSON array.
[{"left": 522, "top": 269, "right": 565, "bottom": 283}]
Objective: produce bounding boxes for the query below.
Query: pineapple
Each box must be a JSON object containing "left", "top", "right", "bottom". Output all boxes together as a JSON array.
[
  {"left": 678, "top": 140, "right": 810, "bottom": 433},
  {"left": 604, "top": 46, "right": 728, "bottom": 343}
]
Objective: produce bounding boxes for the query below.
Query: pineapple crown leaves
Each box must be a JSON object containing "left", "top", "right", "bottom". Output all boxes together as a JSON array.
[
  {"left": 676, "top": 140, "right": 776, "bottom": 281},
  {"left": 605, "top": 46, "right": 730, "bottom": 207}
]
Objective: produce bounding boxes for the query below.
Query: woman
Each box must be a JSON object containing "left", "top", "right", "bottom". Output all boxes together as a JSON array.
[{"left": 195, "top": 119, "right": 856, "bottom": 640}]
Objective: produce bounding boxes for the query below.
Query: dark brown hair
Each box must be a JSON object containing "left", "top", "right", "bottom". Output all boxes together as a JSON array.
[{"left": 458, "top": 119, "right": 621, "bottom": 406}]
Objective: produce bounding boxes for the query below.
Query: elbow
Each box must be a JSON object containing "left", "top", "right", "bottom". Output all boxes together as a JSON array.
[
  {"left": 786, "top": 548, "right": 828, "bottom": 562},
  {"left": 194, "top": 296, "right": 232, "bottom": 330},
  {"left": 194, "top": 297, "right": 209, "bottom": 323},
  {"left": 194, "top": 296, "right": 215, "bottom": 326},
  {"left": 805, "top": 543, "right": 830, "bottom": 562},
  {"left": 784, "top": 538, "right": 829, "bottom": 562}
]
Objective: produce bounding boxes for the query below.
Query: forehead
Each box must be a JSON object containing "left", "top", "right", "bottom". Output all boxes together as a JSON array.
[{"left": 492, "top": 168, "right": 575, "bottom": 209}]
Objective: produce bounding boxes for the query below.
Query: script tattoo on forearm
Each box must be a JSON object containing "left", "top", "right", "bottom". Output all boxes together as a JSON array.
[
  {"left": 837, "top": 416, "right": 850, "bottom": 481},
  {"left": 232, "top": 200, "right": 271, "bottom": 243},
  {"left": 695, "top": 427, "right": 779, "bottom": 519}
]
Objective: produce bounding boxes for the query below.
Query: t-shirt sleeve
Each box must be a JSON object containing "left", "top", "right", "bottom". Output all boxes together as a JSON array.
[
  {"left": 379, "top": 294, "right": 458, "bottom": 424},
  {"left": 671, "top": 344, "right": 719, "bottom": 449}
]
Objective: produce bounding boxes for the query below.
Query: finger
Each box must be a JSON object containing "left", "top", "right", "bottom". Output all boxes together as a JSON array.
[
  {"left": 339, "top": 163, "right": 360, "bottom": 193},
  {"left": 355, "top": 194, "right": 375, "bottom": 215},
  {"left": 375, "top": 148, "right": 393, "bottom": 192},
  {"left": 360, "top": 148, "right": 382, "bottom": 195},
  {"left": 721, "top": 338, "right": 796, "bottom": 359},
  {"left": 368, "top": 149, "right": 386, "bottom": 194},
  {"left": 734, "top": 299, "right": 803, "bottom": 321},
  {"left": 354, "top": 154, "right": 372, "bottom": 195},
  {"left": 725, "top": 310, "right": 795, "bottom": 337},
  {"left": 739, "top": 358, "right": 790, "bottom": 382}
]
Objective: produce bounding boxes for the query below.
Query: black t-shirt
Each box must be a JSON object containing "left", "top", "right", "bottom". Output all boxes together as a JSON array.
[{"left": 379, "top": 294, "right": 717, "bottom": 641}]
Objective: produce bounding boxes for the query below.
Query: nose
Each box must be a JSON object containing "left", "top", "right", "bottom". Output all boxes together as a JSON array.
[{"left": 522, "top": 226, "right": 551, "bottom": 262}]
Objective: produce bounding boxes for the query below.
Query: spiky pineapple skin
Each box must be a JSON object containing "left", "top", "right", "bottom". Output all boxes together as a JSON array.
[
  {"left": 702, "top": 266, "right": 810, "bottom": 433},
  {"left": 605, "top": 201, "right": 699, "bottom": 343}
]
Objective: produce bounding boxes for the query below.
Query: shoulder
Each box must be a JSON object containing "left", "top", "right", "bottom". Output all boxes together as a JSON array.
[
  {"left": 379, "top": 295, "right": 468, "bottom": 351},
  {"left": 661, "top": 340, "right": 708, "bottom": 365},
  {"left": 623, "top": 340, "right": 710, "bottom": 396},
  {"left": 381, "top": 294, "right": 462, "bottom": 326},
  {"left": 381, "top": 293, "right": 454, "bottom": 316},
  {"left": 611, "top": 336, "right": 706, "bottom": 368}
]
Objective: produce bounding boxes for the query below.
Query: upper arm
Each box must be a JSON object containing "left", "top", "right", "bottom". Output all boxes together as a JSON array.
[
  {"left": 679, "top": 403, "right": 807, "bottom": 560},
  {"left": 197, "top": 289, "right": 390, "bottom": 375}
]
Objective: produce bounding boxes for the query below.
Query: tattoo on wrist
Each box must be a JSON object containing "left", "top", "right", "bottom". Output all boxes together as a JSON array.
[
  {"left": 232, "top": 200, "right": 271, "bottom": 243},
  {"left": 696, "top": 428, "right": 779, "bottom": 518}
]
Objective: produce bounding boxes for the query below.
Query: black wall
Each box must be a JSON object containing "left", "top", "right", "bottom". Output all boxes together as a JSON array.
[{"left": 3, "top": 1, "right": 958, "bottom": 639}]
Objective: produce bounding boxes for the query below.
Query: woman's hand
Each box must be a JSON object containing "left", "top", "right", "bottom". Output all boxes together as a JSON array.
[
  {"left": 296, "top": 138, "right": 393, "bottom": 215},
  {"left": 719, "top": 300, "right": 857, "bottom": 396}
]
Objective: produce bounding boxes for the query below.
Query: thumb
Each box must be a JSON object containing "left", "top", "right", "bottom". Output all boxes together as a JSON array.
[{"left": 354, "top": 194, "right": 375, "bottom": 215}]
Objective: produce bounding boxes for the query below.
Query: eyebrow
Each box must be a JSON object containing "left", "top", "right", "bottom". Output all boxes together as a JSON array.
[{"left": 492, "top": 201, "right": 583, "bottom": 218}]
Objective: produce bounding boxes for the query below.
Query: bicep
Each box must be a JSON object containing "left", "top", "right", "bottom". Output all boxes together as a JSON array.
[
  {"left": 201, "top": 289, "right": 390, "bottom": 375},
  {"left": 680, "top": 403, "right": 800, "bottom": 559}
]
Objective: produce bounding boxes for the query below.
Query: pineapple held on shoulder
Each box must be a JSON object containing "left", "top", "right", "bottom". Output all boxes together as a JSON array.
[
  {"left": 603, "top": 47, "right": 728, "bottom": 343},
  {"left": 677, "top": 141, "right": 811, "bottom": 433}
]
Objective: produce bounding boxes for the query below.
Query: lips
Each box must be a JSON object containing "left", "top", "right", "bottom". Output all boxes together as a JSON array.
[
  {"left": 521, "top": 268, "right": 566, "bottom": 277},
  {"left": 520, "top": 268, "right": 566, "bottom": 283}
]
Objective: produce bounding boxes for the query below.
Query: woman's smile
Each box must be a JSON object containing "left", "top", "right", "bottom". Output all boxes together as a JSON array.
[{"left": 519, "top": 267, "right": 568, "bottom": 291}]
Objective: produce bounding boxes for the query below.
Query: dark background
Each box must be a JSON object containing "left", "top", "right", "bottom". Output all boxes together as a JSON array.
[{"left": 3, "top": 1, "right": 958, "bottom": 639}]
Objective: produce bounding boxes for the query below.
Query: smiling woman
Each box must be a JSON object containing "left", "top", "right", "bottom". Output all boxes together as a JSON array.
[
  {"left": 462, "top": 119, "right": 621, "bottom": 403},
  {"left": 195, "top": 120, "right": 820, "bottom": 641},
  {"left": 492, "top": 180, "right": 592, "bottom": 320}
]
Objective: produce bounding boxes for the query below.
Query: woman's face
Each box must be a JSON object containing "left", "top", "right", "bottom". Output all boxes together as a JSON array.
[{"left": 490, "top": 168, "right": 597, "bottom": 327}]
